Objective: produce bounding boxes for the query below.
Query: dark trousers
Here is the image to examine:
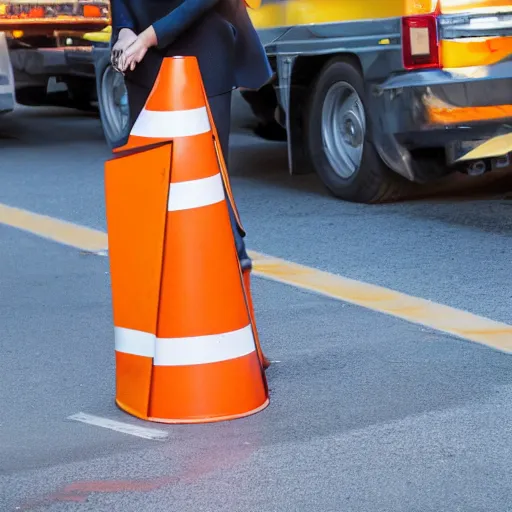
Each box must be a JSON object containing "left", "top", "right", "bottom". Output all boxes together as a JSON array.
[{"left": 125, "top": 80, "right": 251, "bottom": 270}]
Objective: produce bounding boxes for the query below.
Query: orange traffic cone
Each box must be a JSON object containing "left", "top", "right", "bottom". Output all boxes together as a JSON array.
[{"left": 105, "top": 56, "right": 269, "bottom": 423}]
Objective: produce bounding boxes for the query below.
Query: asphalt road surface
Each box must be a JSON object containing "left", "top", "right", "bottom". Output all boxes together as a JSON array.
[{"left": 0, "top": 96, "right": 511, "bottom": 512}]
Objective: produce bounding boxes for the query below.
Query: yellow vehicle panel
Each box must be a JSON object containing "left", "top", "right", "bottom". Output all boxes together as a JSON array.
[
  {"left": 442, "top": 37, "right": 512, "bottom": 68},
  {"left": 249, "top": 0, "right": 441, "bottom": 29},
  {"left": 440, "top": 0, "right": 512, "bottom": 68},
  {"left": 249, "top": 0, "right": 512, "bottom": 26}
]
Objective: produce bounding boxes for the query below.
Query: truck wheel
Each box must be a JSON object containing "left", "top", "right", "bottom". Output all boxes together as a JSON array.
[
  {"left": 95, "top": 52, "right": 130, "bottom": 149},
  {"left": 305, "top": 58, "right": 406, "bottom": 203}
]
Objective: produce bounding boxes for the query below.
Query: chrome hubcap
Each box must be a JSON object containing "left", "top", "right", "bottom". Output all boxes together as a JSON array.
[{"left": 321, "top": 82, "right": 366, "bottom": 179}]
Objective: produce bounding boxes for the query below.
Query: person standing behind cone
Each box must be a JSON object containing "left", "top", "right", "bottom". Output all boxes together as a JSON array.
[{"left": 110, "top": 0, "right": 271, "bottom": 369}]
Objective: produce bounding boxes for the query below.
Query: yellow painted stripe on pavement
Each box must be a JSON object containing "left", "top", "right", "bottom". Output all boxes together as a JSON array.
[
  {"left": 0, "top": 203, "right": 108, "bottom": 253},
  {"left": 0, "top": 203, "right": 511, "bottom": 354},
  {"left": 249, "top": 251, "right": 512, "bottom": 354}
]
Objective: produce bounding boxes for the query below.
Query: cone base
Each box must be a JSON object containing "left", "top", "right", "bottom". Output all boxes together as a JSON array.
[
  {"left": 116, "top": 398, "right": 270, "bottom": 425},
  {"left": 115, "top": 398, "right": 150, "bottom": 421}
]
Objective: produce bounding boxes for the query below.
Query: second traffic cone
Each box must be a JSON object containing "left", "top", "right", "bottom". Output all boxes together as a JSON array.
[{"left": 110, "top": 56, "right": 269, "bottom": 423}]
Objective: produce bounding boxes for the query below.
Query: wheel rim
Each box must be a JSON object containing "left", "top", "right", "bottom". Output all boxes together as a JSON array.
[
  {"left": 321, "top": 81, "right": 366, "bottom": 179},
  {"left": 100, "top": 65, "right": 129, "bottom": 141}
]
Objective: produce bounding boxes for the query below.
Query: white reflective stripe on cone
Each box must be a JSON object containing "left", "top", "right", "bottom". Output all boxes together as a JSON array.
[
  {"left": 154, "top": 324, "right": 256, "bottom": 366},
  {"left": 130, "top": 106, "right": 211, "bottom": 138},
  {"left": 114, "top": 324, "right": 256, "bottom": 365},
  {"left": 168, "top": 173, "right": 225, "bottom": 211},
  {"left": 115, "top": 327, "right": 155, "bottom": 357}
]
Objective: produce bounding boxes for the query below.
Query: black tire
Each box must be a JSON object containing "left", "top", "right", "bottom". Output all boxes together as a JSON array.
[
  {"left": 95, "top": 51, "right": 130, "bottom": 149},
  {"left": 305, "top": 58, "right": 407, "bottom": 203}
]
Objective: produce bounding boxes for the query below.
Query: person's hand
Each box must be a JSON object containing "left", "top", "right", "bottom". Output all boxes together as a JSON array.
[
  {"left": 121, "top": 26, "right": 157, "bottom": 72},
  {"left": 111, "top": 28, "right": 137, "bottom": 72},
  {"left": 113, "top": 28, "right": 137, "bottom": 52}
]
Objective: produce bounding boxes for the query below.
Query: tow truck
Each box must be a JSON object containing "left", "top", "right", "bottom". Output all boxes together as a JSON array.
[{"left": 0, "top": 1, "right": 109, "bottom": 113}]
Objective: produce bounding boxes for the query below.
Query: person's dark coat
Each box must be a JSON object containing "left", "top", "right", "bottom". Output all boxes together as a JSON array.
[{"left": 110, "top": 0, "right": 273, "bottom": 97}]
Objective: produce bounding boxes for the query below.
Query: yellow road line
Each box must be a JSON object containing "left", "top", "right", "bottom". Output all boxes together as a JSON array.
[
  {"left": 1, "top": 203, "right": 511, "bottom": 354},
  {"left": 0, "top": 203, "right": 108, "bottom": 253},
  {"left": 249, "top": 251, "right": 512, "bottom": 354}
]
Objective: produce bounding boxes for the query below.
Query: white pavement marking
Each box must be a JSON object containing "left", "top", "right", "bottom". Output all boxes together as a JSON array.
[{"left": 67, "top": 412, "right": 168, "bottom": 441}]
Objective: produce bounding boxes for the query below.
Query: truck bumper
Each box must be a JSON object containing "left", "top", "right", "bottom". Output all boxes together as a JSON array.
[
  {"left": 372, "top": 60, "right": 512, "bottom": 167},
  {"left": 10, "top": 47, "right": 72, "bottom": 84},
  {"left": 9, "top": 46, "right": 96, "bottom": 89}
]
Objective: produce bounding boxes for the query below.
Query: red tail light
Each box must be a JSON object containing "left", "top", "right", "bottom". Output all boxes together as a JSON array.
[{"left": 402, "top": 14, "right": 440, "bottom": 70}]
